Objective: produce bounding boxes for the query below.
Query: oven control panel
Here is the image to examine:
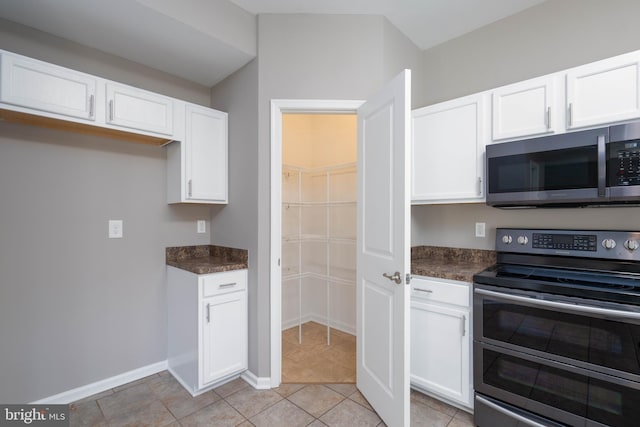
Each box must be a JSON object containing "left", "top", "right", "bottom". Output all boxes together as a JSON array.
[{"left": 496, "top": 228, "right": 640, "bottom": 261}]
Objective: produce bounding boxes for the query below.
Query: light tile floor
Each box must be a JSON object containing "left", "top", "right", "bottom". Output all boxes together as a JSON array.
[
  {"left": 70, "top": 372, "right": 474, "bottom": 426},
  {"left": 282, "top": 322, "right": 356, "bottom": 383}
]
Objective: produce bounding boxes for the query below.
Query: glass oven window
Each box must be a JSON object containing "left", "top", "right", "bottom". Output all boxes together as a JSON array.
[
  {"left": 482, "top": 349, "right": 640, "bottom": 427},
  {"left": 482, "top": 297, "right": 640, "bottom": 375}
]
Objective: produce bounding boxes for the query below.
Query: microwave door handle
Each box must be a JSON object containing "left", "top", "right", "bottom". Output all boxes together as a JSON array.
[
  {"left": 474, "top": 288, "right": 640, "bottom": 321},
  {"left": 597, "top": 134, "right": 607, "bottom": 198}
]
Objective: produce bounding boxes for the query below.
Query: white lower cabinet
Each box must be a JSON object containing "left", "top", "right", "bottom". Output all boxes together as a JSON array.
[
  {"left": 167, "top": 267, "right": 247, "bottom": 395},
  {"left": 410, "top": 276, "right": 472, "bottom": 409}
]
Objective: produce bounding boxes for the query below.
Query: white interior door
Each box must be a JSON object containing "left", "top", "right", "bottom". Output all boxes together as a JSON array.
[{"left": 357, "top": 70, "right": 411, "bottom": 427}]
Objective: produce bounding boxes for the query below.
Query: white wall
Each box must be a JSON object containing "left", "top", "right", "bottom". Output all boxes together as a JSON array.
[
  {"left": 0, "top": 19, "right": 213, "bottom": 403},
  {"left": 413, "top": 0, "right": 640, "bottom": 250}
]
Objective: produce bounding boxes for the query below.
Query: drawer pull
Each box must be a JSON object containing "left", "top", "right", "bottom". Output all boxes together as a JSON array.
[
  {"left": 414, "top": 288, "right": 433, "bottom": 294},
  {"left": 219, "top": 282, "right": 237, "bottom": 288}
]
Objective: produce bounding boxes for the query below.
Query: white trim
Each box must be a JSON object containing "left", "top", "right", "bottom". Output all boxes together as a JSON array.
[
  {"left": 270, "top": 99, "right": 363, "bottom": 388},
  {"left": 32, "top": 360, "right": 168, "bottom": 404},
  {"left": 241, "top": 370, "right": 272, "bottom": 390},
  {"left": 281, "top": 315, "right": 356, "bottom": 336}
]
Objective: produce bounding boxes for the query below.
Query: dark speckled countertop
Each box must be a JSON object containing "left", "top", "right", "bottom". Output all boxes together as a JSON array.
[
  {"left": 411, "top": 246, "right": 496, "bottom": 283},
  {"left": 166, "top": 245, "right": 248, "bottom": 274}
]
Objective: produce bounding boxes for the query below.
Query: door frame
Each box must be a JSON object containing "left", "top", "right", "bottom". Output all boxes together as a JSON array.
[{"left": 270, "top": 99, "right": 364, "bottom": 387}]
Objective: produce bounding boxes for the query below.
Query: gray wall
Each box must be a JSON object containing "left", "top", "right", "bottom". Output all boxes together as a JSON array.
[
  {"left": 209, "top": 58, "right": 261, "bottom": 374},
  {"left": 413, "top": 0, "right": 640, "bottom": 250},
  {"left": 209, "top": 13, "right": 422, "bottom": 377},
  {"left": 0, "top": 21, "right": 212, "bottom": 403}
]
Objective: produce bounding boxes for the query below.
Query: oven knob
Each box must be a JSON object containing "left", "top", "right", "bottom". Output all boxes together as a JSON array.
[
  {"left": 517, "top": 236, "right": 529, "bottom": 245},
  {"left": 625, "top": 239, "right": 639, "bottom": 251},
  {"left": 602, "top": 239, "right": 617, "bottom": 250},
  {"left": 501, "top": 235, "right": 513, "bottom": 244}
]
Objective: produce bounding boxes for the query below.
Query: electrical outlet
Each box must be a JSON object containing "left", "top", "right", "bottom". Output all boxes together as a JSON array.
[
  {"left": 475, "top": 222, "right": 486, "bottom": 238},
  {"left": 109, "top": 220, "right": 123, "bottom": 238},
  {"left": 197, "top": 220, "right": 206, "bottom": 233}
]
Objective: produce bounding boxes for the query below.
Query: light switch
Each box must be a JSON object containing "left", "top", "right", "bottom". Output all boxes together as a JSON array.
[
  {"left": 475, "top": 222, "right": 486, "bottom": 238},
  {"left": 109, "top": 220, "right": 123, "bottom": 238},
  {"left": 197, "top": 220, "right": 206, "bottom": 234}
]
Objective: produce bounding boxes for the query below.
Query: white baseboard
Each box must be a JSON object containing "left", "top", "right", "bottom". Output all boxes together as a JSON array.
[
  {"left": 282, "top": 314, "right": 355, "bottom": 336},
  {"left": 32, "top": 360, "right": 168, "bottom": 404},
  {"left": 241, "top": 370, "right": 271, "bottom": 390}
]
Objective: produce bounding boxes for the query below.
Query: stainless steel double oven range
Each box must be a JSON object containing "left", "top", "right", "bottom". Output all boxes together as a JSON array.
[{"left": 473, "top": 228, "right": 640, "bottom": 427}]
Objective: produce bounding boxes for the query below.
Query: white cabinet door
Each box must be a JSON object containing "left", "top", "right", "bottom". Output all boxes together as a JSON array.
[
  {"left": 566, "top": 51, "right": 640, "bottom": 129},
  {"left": 201, "top": 290, "right": 248, "bottom": 386},
  {"left": 492, "top": 75, "right": 561, "bottom": 140},
  {"left": 106, "top": 82, "right": 174, "bottom": 136},
  {"left": 411, "top": 299, "right": 470, "bottom": 407},
  {"left": 0, "top": 51, "right": 97, "bottom": 121},
  {"left": 412, "top": 93, "right": 487, "bottom": 204},
  {"left": 186, "top": 104, "right": 228, "bottom": 203}
]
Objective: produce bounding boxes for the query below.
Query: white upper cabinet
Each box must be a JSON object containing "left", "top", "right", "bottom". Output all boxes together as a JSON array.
[
  {"left": 106, "top": 82, "right": 174, "bottom": 137},
  {"left": 412, "top": 93, "right": 488, "bottom": 204},
  {"left": 492, "top": 75, "right": 562, "bottom": 140},
  {"left": 1, "top": 50, "right": 229, "bottom": 205},
  {"left": 167, "top": 103, "right": 228, "bottom": 204},
  {"left": 566, "top": 51, "right": 640, "bottom": 129},
  {"left": 186, "top": 104, "right": 227, "bottom": 203},
  {"left": 0, "top": 52, "right": 97, "bottom": 121}
]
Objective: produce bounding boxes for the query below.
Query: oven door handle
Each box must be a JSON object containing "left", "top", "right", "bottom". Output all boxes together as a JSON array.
[
  {"left": 475, "top": 288, "right": 640, "bottom": 321},
  {"left": 475, "top": 395, "right": 548, "bottom": 427}
]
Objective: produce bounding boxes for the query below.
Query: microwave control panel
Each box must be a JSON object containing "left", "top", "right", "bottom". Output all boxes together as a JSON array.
[{"left": 610, "top": 140, "right": 640, "bottom": 186}]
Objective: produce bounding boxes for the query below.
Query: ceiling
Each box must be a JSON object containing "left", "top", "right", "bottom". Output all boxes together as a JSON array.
[
  {"left": 0, "top": 0, "right": 547, "bottom": 87},
  {"left": 229, "top": 0, "right": 547, "bottom": 51}
]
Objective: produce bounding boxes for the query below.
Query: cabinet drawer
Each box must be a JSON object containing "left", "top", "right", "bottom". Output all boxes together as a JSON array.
[
  {"left": 201, "top": 269, "right": 247, "bottom": 297},
  {"left": 411, "top": 277, "right": 469, "bottom": 307}
]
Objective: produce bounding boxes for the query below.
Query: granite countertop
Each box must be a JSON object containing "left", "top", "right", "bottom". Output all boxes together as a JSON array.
[
  {"left": 411, "top": 246, "right": 496, "bottom": 283},
  {"left": 166, "top": 245, "right": 248, "bottom": 275}
]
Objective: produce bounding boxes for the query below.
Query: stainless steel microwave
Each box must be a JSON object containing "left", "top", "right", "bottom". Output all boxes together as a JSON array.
[{"left": 486, "top": 121, "right": 640, "bottom": 207}]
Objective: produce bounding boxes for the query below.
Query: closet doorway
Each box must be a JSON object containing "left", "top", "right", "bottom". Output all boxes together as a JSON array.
[{"left": 280, "top": 112, "right": 357, "bottom": 383}]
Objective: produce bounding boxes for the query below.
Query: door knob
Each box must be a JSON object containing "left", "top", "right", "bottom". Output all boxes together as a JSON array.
[{"left": 382, "top": 271, "right": 402, "bottom": 285}]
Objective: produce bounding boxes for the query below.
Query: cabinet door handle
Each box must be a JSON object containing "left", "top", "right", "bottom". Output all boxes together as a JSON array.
[
  {"left": 89, "top": 94, "right": 95, "bottom": 118},
  {"left": 109, "top": 100, "right": 114, "bottom": 121},
  {"left": 206, "top": 303, "right": 211, "bottom": 323},
  {"left": 219, "top": 282, "right": 237, "bottom": 288},
  {"left": 476, "top": 177, "right": 482, "bottom": 196},
  {"left": 568, "top": 103, "right": 573, "bottom": 127},
  {"left": 188, "top": 179, "right": 193, "bottom": 197},
  {"left": 461, "top": 315, "right": 466, "bottom": 337},
  {"left": 546, "top": 106, "right": 551, "bottom": 130}
]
